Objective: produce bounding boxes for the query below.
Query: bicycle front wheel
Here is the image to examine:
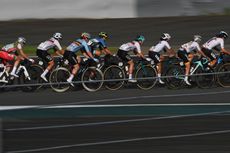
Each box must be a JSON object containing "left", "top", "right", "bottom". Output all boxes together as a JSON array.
[
  {"left": 103, "top": 65, "right": 125, "bottom": 90},
  {"left": 49, "top": 67, "right": 71, "bottom": 92},
  {"left": 216, "top": 63, "right": 230, "bottom": 87},
  {"left": 195, "top": 67, "right": 215, "bottom": 89},
  {"left": 81, "top": 67, "right": 104, "bottom": 92},
  {"left": 135, "top": 65, "right": 157, "bottom": 90},
  {"left": 165, "top": 65, "right": 184, "bottom": 89}
]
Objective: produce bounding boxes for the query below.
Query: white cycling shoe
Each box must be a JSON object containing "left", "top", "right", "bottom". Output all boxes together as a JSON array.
[
  {"left": 184, "top": 79, "right": 191, "bottom": 86},
  {"left": 67, "top": 78, "right": 74, "bottom": 87},
  {"left": 158, "top": 79, "right": 165, "bottom": 85},
  {"left": 10, "top": 73, "right": 19, "bottom": 78},
  {"left": 40, "top": 75, "right": 48, "bottom": 82},
  {"left": 128, "top": 78, "right": 137, "bottom": 83}
]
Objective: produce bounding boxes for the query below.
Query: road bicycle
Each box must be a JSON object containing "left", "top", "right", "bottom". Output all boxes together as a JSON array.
[
  {"left": 49, "top": 58, "right": 104, "bottom": 92},
  {"left": 165, "top": 57, "right": 215, "bottom": 89},
  {"left": 103, "top": 58, "right": 157, "bottom": 90}
]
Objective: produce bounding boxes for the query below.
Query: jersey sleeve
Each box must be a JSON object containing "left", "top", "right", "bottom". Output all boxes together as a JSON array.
[
  {"left": 82, "top": 41, "right": 91, "bottom": 52},
  {"left": 194, "top": 42, "right": 201, "bottom": 51},
  {"left": 135, "top": 42, "right": 141, "bottom": 53},
  {"left": 220, "top": 39, "right": 224, "bottom": 49},
  {"left": 17, "top": 43, "right": 23, "bottom": 50},
  {"left": 54, "top": 40, "right": 62, "bottom": 50},
  {"left": 164, "top": 41, "right": 171, "bottom": 50}
]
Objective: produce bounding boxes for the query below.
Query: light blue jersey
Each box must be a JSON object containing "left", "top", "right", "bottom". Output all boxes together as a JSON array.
[{"left": 66, "top": 39, "right": 91, "bottom": 53}]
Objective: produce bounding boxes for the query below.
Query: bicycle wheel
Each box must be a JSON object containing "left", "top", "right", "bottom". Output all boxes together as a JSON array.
[
  {"left": 195, "top": 67, "right": 215, "bottom": 89},
  {"left": 49, "top": 67, "right": 71, "bottom": 92},
  {"left": 135, "top": 65, "right": 157, "bottom": 90},
  {"left": 165, "top": 65, "right": 184, "bottom": 89},
  {"left": 20, "top": 65, "right": 44, "bottom": 92},
  {"left": 103, "top": 65, "right": 125, "bottom": 90},
  {"left": 81, "top": 67, "right": 104, "bottom": 92},
  {"left": 217, "top": 63, "right": 230, "bottom": 87}
]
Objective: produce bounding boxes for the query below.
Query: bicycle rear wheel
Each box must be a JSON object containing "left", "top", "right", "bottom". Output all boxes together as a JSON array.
[
  {"left": 81, "top": 67, "right": 104, "bottom": 92},
  {"left": 216, "top": 63, "right": 230, "bottom": 87},
  {"left": 135, "top": 65, "right": 157, "bottom": 90},
  {"left": 103, "top": 65, "right": 125, "bottom": 90},
  {"left": 49, "top": 67, "right": 71, "bottom": 92},
  {"left": 195, "top": 67, "right": 215, "bottom": 89},
  {"left": 165, "top": 65, "right": 184, "bottom": 89}
]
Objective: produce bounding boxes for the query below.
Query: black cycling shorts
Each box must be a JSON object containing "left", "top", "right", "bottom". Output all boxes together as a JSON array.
[
  {"left": 117, "top": 49, "right": 132, "bottom": 62},
  {"left": 177, "top": 50, "right": 189, "bottom": 63},
  {"left": 201, "top": 48, "right": 216, "bottom": 61},
  {"left": 36, "top": 49, "right": 53, "bottom": 63},
  {"left": 63, "top": 50, "right": 78, "bottom": 65},
  {"left": 149, "top": 51, "right": 160, "bottom": 64}
]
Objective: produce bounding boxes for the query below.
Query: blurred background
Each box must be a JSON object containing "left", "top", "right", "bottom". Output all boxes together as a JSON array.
[{"left": 0, "top": 0, "right": 230, "bottom": 20}]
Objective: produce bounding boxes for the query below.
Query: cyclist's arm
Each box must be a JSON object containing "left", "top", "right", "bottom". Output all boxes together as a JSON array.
[
  {"left": 18, "top": 48, "right": 29, "bottom": 60},
  {"left": 221, "top": 48, "right": 230, "bottom": 55},
  {"left": 102, "top": 48, "right": 112, "bottom": 55}
]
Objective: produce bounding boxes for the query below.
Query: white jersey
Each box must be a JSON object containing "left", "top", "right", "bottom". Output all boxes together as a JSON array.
[
  {"left": 149, "top": 40, "right": 171, "bottom": 53},
  {"left": 119, "top": 41, "right": 141, "bottom": 53},
  {"left": 203, "top": 37, "right": 224, "bottom": 50},
  {"left": 2, "top": 43, "right": 23, "bottom": 53},
  {"left": 37, "top": 38, "right": 62, "bottom": 51},
  {"left": 180, "top": 41, "right": 201, "bottom": 53}
]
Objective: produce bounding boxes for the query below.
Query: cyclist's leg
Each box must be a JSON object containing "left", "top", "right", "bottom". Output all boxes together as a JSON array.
[
  {"left": 149, "top": 51, "right": 163, "bottom": 84},
  {"left": 65, "top": 51, "right": 80, "bottom": 83},
  {"left": 178, "top": 50, "right": 191, "bottom": 85},
  {"left": 37, "top": 49, "right": 53, "bottom": 82},
  {"left": 202, "top": 48, "right": 216, "bottom": 67}
]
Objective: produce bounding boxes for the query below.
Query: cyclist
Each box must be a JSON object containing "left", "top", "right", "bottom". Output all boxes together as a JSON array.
[
  {"left": 148, "top": 33, "right": 175, "bottom": 84},
  {"left": 201, "top": 31, "right": 230, "bottom": 67},
  {"left": 64, "top": 32, "right": 98, "bottom": 85},
  {"left": 177, "top": 35, "right": 207, "bottom": 85},
  {"left": 0, "top": 37, "right": 34, "bottom": 77},
  {"left": 36, "top": 32, "right": 63, "bottom": 82},
  {"left": 117, "top": 35, "right": 146, "bottom": 83},
  {"left": 88, "top": 32, "right": 112, "bottom": 57}
]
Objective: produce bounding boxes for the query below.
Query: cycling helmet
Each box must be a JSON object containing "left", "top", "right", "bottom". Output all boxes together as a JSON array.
[
  {"left": 53, "top": 32, "right": 62, "bottom": 40},
  {"left": 81, "top": 32, "right": 91, "bottom": 39},
  {"left": 99, "top": 32, "right": 108, "bottom": 39},
  {"left": 161, "top": 33, "right": 171, "bottom": 40},
  {"left": 194, "top": 35, "right": 202, "bottom": 43},
  {"left": 135, "top": 35, "right": 145, "bottom": 43},
  {"left": 18, "top": 37, "right": 26, "bottom": 44},
  {"left": 218, "top": 31, "right": 228, "bottom": 39}
]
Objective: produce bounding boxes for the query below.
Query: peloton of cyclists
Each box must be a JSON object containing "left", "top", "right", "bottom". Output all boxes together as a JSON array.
[
  {"left": 177, "top": 35, "right": 207, "bottom": 86},
  {"left": 36, "top": 32, "right": 63, "bottom": 82},
  {"left": 148, "top": 33, "right": 175, "bottom": 84},
  {"left": 0, "top": 37, "right": 34, "bottom": 77},
  {"left": 64, "top": 32, "right": 98, "bottom": 85},
  {"left": 117, "top": 35, "right": 147, "bottom": 83},
  {"left": 88, "top": 32, "right": 112, "bottom": 57},
  {"left": 201, "top": 31, "right": 230, "bottom": 67}
]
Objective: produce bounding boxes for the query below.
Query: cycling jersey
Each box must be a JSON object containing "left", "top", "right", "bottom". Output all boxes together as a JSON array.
[
  {"left": 88, "top": 37, "right": 107, "bottom": 52},
  {"left": 180, "top": 41, "right": 201, "bottom": 53},
  {"left": 66, "top": 39, "right": 90, "bottom": 53},
  {"left": 1, "top": 43, "right": 23, "bottom": 54},
  {"left": 149, "top": 40, "right": 171, "bottom": 53},
  {"left": 37, "top": 38, "right": 62, "bottom": 51},
  {"left": 119, "top": 41, "right": 141, "bottom": 53},
  {"left": 203, "top": 37, "right": 224, "bottom": 50}
]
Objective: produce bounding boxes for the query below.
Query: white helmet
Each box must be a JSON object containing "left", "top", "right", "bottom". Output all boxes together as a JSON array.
[
  {"left": 18, "top": 37, "right": 26, "bottom": 44},
  {"left": 161, "top": 33, "right": 171, "bottom": 40},
  {"left": 53, "top": 32, "right": 62, "bottom": 40},
  {"left": 194, "top": 35, "right": 202, "bottom": 43}
]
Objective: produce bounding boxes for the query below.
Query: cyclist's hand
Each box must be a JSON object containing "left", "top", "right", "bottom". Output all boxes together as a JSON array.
[
  {"left": 28, "top": 58, "right": 35, "bottom": 63},
  {"left": 145, "top": 57, "right": 152, "bottom": 62},
  {"left": 93, "top": 58, "right": 99, "bottom": 63}
]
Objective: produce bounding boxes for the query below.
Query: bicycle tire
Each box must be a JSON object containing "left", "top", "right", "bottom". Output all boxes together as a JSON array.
[
  {"left": 165, "top": 65, "right": 184, "bottom": 89},
  {"left": 49, "top": 67, "right": 71, "bottom": 92},
  {"left": 195, "top": 67, "right": 215, "bottom": 89},
  {"left": 216, "top": 63, "right": 230, "bottom": 87},
  {"left": 103, "top": 65, "right": 125, "bottom": 90},
  {"left": 20, "top": 65, "right": 44, "bottom": 92},
  {"left": 135, "top": 65, "right": 157, "bottom": 90},
  {"left": 81, "top": 67, "right": 104, "bottom": 92}
]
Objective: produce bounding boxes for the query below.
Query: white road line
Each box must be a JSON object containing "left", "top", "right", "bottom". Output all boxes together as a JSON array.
[
  {"left": 5, "top": 110, "right": 230, "bottom": 131},
  {"left": 6, "top": 129, "right": 230, "bottom": 153}
]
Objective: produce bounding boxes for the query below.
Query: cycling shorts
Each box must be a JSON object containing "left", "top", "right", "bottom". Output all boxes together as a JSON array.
[
  {"left": 117, "top": 50, "right": 132, "bottom": 62},
  {"left": 201, "top": 48, "right": 216, "bottom": 61},
  {"left": 36, "top": 49, "right": 53, "bottom": 63},
  {"left": 149, "top": 51, "right": 160, "bottom": 64},
  {"left": 177, "top": 50, "right": 189, "bottom": 63},
  {"left": 63, "top": 50, "right": 78, "bottom": 65},
  {"left": 0, "top": 51, "right": 16, "bottom": 61}
]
